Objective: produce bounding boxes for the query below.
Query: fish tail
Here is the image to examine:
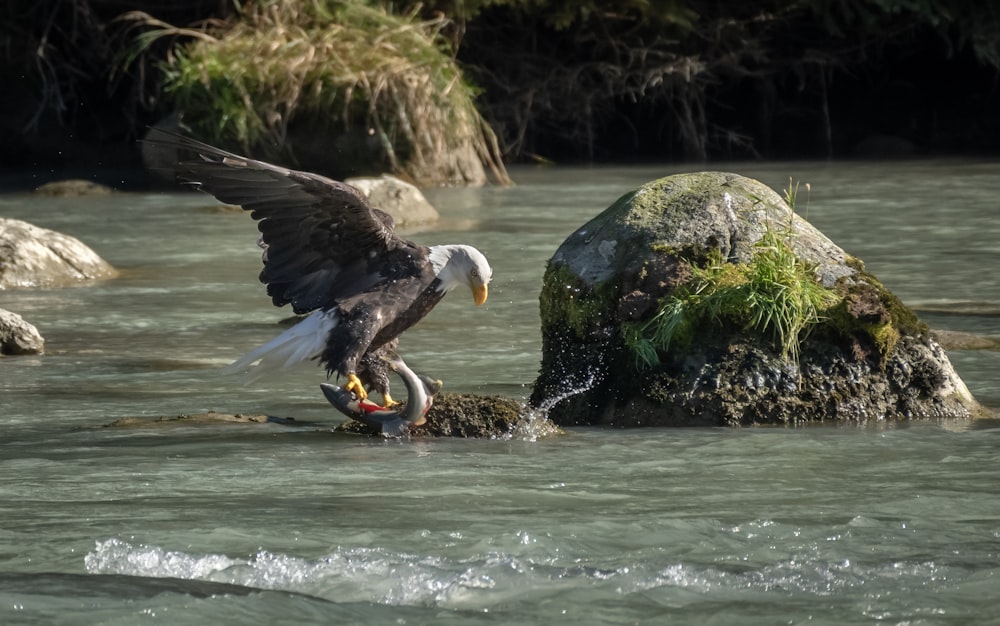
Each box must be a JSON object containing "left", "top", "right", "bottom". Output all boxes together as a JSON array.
[{"left": 380, "top": 417, "right": 408, "bottom": 438}]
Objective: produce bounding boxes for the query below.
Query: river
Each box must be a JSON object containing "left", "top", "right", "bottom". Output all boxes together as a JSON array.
[{"left": 1, "top": 160, "right": 999, "bottom": 624}]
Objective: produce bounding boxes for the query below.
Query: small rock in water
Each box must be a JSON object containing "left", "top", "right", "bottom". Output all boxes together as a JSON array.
[
  {"left": 335, "top": 392, "right": 561, "bottom": 438},
  {"left": 34, "top": 179, "right": 114, "bottom": 196},
  {"left": 0, "top": 308, "right": 44, "bottom": 355},
  {"left": 102, "top": 412, "right": 277, "bottom": 428}
]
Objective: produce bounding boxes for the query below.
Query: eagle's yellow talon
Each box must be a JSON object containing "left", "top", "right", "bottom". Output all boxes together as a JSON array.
[
  {"left": 345, "top": 373, "right": 368, "bottom": 400},
  {"left": 382, "top": 392, "right": 398, "bottom": 407}
]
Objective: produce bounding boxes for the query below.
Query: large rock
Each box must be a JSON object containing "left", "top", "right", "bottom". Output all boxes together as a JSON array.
[
  {"left": 531, "top": 171, "right": 982, "bottom": 426},
  {"left": 0, "top": 218, "right": 117, "bottom": 289},
  {"left": 0, "top": 308, "right": 44, "bottom": 355}
]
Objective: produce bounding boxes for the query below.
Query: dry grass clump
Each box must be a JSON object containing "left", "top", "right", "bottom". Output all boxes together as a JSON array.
[{"left": 133, "top": 1, "right": 508, "bottom": 185}]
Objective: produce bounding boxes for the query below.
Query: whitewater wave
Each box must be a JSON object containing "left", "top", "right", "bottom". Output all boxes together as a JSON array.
[
  {"left": 85, "top": 538, "right": 511, "bottom": 608},
  {"left": 83, "top": 532, "right": 968, "bottom": 615}
]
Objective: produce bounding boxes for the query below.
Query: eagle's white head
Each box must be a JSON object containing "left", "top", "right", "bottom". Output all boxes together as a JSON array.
[{"left": 428, "top": 244, "right": 492, "bottom": 305}]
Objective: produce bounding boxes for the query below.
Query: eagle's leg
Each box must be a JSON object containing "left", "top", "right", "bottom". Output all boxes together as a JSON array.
[
  {"left": 345, "top": 373, "right": 368, "bottom": 400},
  {"left": 382, "top": 392, "right": 397, "bottom": 407}
]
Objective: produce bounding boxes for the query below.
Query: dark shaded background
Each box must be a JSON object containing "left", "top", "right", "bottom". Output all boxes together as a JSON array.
[{"left": 2, "top": 0, "right": 998, "bottom": 190}]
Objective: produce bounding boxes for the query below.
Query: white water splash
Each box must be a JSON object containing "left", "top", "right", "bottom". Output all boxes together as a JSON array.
[
  {"left": 82, "top": 533, "right": 966, "bottom": 617},
  {"left": 84, "top": 538, "right": 506, "bottom": 608},
  {"left": 503, "top": 367, "right": 602, "bottom": 441},
  {"left": 505, "top": 404, "right": 563, "bottom": 442},
  {"left": 536, "top": 365, "right": 602, "bottom": 412},
  {"left": 84, "top": 538, "right": 238, "bottom": 580}
]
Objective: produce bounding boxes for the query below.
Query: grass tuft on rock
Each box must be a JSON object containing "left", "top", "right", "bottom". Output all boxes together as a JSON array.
[{"left": 625, "top": 226, "right": 841, "bottom": 369}]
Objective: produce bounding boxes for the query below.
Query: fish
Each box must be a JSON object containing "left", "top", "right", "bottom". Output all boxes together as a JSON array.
[{"left": 321, "top": 356, "right": 441, "bottom": 437}]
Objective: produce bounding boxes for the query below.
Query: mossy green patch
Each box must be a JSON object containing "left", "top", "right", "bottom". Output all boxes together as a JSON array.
[
  {"left": 826, "top": 262, "right": 928, "bottom": 363},
  {"left": 539, "top": 262, "right": 619, "bottom": 338},
  {"left": 626, "top": 228, "right": 841, "bottom": 368},
  {"left": 624, "top": 176, "right": 719, "bottom": 234}
]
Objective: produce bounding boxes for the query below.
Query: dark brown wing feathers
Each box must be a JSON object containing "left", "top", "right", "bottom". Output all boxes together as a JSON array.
[{"left": 146, "top": 129, "right": 412, "bottom": 315}]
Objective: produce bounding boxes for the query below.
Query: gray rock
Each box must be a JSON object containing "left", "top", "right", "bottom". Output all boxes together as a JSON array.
[
  {"left": 932, "top": 329, "right": 1000, "bottom": 351},
  {"left": 0, "top": 308, "right": 44, "bottom": 355},
  {"left": 0, "top": 218, "right": 118, "bottom": 289},
  {"left": 345, "top": 174, "right": 440, "bottom": 227},
  {"left": 531, "top": 171, "right": 983, "bottom": 426}
]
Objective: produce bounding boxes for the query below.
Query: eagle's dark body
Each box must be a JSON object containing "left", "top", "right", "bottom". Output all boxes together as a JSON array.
[{"left": 147, "top": 130, "right": 491, "bottom": 401}]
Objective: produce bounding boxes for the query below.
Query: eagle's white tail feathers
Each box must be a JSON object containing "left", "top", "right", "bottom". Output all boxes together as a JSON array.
[{"left": 223, "top": 310, "right": 337, "bottom": 381}]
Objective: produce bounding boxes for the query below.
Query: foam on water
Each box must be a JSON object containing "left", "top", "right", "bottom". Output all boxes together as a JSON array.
[
  {"left": 83, "top": 527, "right": 972, "bottom": 619},
  {"left": 86, "top": 537, "right": 512, "bottom": 607}
]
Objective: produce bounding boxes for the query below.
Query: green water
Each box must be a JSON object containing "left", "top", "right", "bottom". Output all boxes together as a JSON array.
[{"left": 1, "top": 160, "right": 999, "bottom": 624}]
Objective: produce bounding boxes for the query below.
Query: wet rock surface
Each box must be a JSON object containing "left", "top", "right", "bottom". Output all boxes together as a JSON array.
[
  {"left": 345, "top": 174, "right": 440, "bottom": 227},
  {"left": 103, "top": 412, "right": 276, "bottom": 428},
  {"left": 531, "top": 171, "right": 983, "bottom": 426},
  {"left": 0, "top": 217, "right": 118, "bottom": 289},
  {"left": 0, "top": 308, "right": 44, "bottom": 355}
]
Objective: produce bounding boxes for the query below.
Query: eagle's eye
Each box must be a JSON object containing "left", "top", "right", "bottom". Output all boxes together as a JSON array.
[{"left": 471, "top": 269, "right": 480, "bottom": 278}]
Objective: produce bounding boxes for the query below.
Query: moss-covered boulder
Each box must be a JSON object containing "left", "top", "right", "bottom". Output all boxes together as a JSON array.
[{"left": 530, "top": 171, "right": 982, "bottom": 426}]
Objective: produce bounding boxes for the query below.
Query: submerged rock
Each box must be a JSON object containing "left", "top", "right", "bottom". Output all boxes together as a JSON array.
[
  {"left": 0, "top": 308, "right": 44, "bottom": 355},
  {"left": 0, "top": 218, "right": 118, "bottom": 289},
  {"left": 932, "top": 329, "right": 1000, "bottom": 351},
  {"left": 531, "top": 171, "right": 982, "bottom": 426},
  {"left": 103, "top": 412, "right": 275, "bottom": 428},
  {"left": 34, "top": 179, "right": 114, "bottom": 196}
]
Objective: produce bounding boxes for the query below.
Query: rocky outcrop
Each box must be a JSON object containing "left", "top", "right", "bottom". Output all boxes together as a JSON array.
[
  {"left": 0, "top": 218, "right": 118, "bottom": 289},
  {"left": 345, "top": 174, "right": 440, "bottom": 227},
  {"left": 0, "top": 308, "right": 44, "bottom": 355},
  {"left": 531, "top": 171, "right": 982, "bottom": 426}
]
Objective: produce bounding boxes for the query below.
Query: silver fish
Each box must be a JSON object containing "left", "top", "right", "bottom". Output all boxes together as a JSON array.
[{"left": 321, "top": 356, "right": 441, "bottom": 437}]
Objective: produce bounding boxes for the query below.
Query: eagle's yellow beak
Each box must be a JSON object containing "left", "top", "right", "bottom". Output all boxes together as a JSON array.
[{"left": 472, "top": 283, "right": 488, "bottom": 306}]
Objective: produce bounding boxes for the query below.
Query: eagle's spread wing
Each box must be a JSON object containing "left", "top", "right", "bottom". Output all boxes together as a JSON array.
[{"left": 147, "top": 130, "right": 406, "bottom": 314}]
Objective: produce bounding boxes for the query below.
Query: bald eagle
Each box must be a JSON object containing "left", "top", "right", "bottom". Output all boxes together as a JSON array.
[{"left": 150, "top": 131, "right": 492, "bottom": 404}]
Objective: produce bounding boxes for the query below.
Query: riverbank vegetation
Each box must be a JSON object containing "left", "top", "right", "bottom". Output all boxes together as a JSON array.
[
  {"left": 2, "top": 0, "right": 998, "bottom": 183},
  {"left": 150, "top": 2, "right": 508, "bottom": 185}
]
